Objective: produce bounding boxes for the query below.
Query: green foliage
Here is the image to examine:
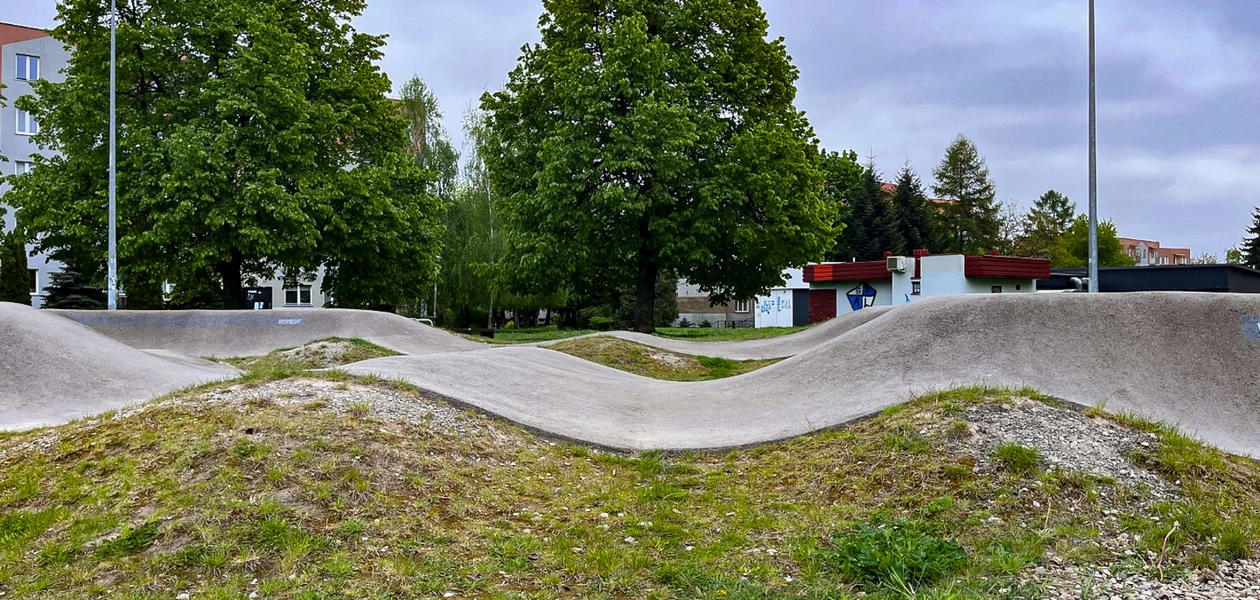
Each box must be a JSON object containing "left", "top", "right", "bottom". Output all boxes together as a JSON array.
[
  {"left": 41, "top": 268, "right": 106, "bottom": 309},
  {"left": 0, "top": 231, "right": 30, "bottom": 305},
  {"left": 1052, "top": 215, "right": 1135, "bottom": 268},
  {"left": 9, "top": 0, "right": 443, "bottom": 310},
  {"left": 824, "top": 520, "right": 968, "bottom": 590},
  {"left": 932, "top": 135, "right": 1000, "bottom": 254},
  {"left": 821, "top": 149, "right": 864, "bottom": 260},
  {"left": 1018, "top": 190, "right": 1076, "bottom": 258},
  {"left": 1226, "top": 245, "right": 1245, "bottom": 266},
  {"left": 1242, "top": 207, "right": 1260, "bottom": 269},
  {"left": 481, "top": 0, "right": 838, "bottom": 332},
  {"left": 399, "top": 76, "right": 460, "bottom": 199},
  {"left": 834, "top": 161, "right": 904, "bottom": 261},
  {"left": 93, "top": 522, "right": 159, "bottom": 560},
  {"left": 992, "top": 443, "right": 1043, "bottom": 475},
  {"left": 889, "top": 162, "right": 936, "bottom": 253}
]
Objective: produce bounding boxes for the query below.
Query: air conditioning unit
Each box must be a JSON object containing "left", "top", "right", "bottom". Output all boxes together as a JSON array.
[{"left": 886, "top": 256, "right": 908, "bottom": 273}]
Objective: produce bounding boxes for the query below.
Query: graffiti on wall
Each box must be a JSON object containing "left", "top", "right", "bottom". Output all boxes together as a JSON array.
[
  {"left": 846, "top": 282, "right": 878, "bottom": 311},
  {"left": 759, "top": 294, "right": 792, "bottom": 315}
]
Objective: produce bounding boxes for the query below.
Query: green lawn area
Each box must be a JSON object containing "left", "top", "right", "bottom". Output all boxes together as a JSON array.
[
  {"left": 550, "top": 337, "right": 778, "bottom": 381},
  {"left": 2, "top": 378, "right": 1256, "bottom": 599},
  {"left": 655, "top": 325, "right": 809, "bottom": 341},
  {"left": 456, "top": 327, "right": 597, "bottom": 344}
]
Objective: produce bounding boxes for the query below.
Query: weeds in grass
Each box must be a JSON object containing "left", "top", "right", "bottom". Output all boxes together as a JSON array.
[
  {"left": 993, "top": 443, "right": 1043, "bottom": 475},
  {"left": 823, "top": 520, "right": 968, "bottom": 591}
]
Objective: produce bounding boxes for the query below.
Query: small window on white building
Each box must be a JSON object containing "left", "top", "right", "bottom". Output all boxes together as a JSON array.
[
  {"left": 284, "top": 284, "right": 313, "bottom": 306},
  {"left": 28, "top": 270, "right": 38, "bottom": 294},
  {"left": 16, "top": 55, "right": 39, "bottom": 81},
  {"left": 991, "top": 285, "right": 1003, "bottom": 294},
  {"left": 734, "top": 299, "right": 750, "bottom": 314},
  {"left": 15, "top": 161, "right": 34, "bottom": 175},
  {"left": 15, "top": 110, "right": 38, "bottom": 135}
]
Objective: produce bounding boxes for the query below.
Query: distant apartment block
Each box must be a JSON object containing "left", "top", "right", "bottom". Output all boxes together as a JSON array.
[
  {"left": 1118, "top": 237, "right": 1190, "bottom": 266},
  {"left": 1, "top": 21, "right": 69, "bottom": 307}
]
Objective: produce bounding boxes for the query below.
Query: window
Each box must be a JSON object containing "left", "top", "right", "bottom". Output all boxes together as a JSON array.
[
  {"left": 16, "top": 55, "right": 39, "bottom": 81},
  {"left": 28, "top": 270, "right": 37, "bottom": 294},
  {"left": 15, "top": 110, "right": 38, "bottom": 135},
  {"left": 284, "top": 284, "right": 313, "bottom": 306},
  {"left": 15, "top": 161, "right": 34, "bottom": 176},
  {"left": 734, "top": 299, "right": 750, "bottom": 314},
  {"left": 912, "top": 281, "right": 922, "bottom": 296},
  {"left": 1015, "top": 284, "right": 1022, "bottom": 291},
  {"left": 991, "top": 285, "right": 1003, "bottom": 294}
]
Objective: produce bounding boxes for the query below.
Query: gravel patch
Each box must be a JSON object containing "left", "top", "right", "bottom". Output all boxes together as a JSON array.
[
  {"left": 1026, "top": 559, "right": 1260, "bottom": 599},
  {"left": 950, "top": 396, "right": 1176, "bottom": 501},
  {"left": 276, "top": 340, "right": 363, "bottom": 368}
]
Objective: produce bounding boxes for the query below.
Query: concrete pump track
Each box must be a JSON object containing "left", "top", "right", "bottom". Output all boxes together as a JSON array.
[{"left": 3, "top": 293, "right": 1258, "bottom": 456}]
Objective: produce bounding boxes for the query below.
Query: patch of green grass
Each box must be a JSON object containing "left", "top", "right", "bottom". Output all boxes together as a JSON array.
[
  {"left": 992, "top": 443, "right": 1043, "bottom": 475},
  {"left": 551, "top": 337, "right": 778, "bottom": 381},
  {"left": 655, "top": 325, "right": 809, "bottom": 341},
  {"left": 823, "top": 520, "right": 968, "bottom": 591},
  {"left": 94, "top": 522, "right": 160, "bottom": 559},
  {"left": 458, "top": 327, "right": 597, "bottom": 344},
  {"left": 222, "top": 338, "right": 398, "bottom": 376}
]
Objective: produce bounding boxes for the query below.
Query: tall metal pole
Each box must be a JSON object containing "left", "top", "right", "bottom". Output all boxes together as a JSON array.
[
  {"left": 107, "top": 0, "right": 119, "bottom": 309},
  {"left": 1087, "top": 0, "right": 1099, "bottom": 293}
]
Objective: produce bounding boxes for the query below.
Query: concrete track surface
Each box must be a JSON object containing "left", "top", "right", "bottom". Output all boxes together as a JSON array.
[
  {"left": 53, "top": 308, "right": 483, "bottom": 357},
  {"left": 0, "top": 303, "right": 238, "bottom": 430},
  {"left": 534, "top": 307, "right": 893, "bottom": 360},
  {"left": 343, "top": 293, "right": 1260, "bottom": 455}
]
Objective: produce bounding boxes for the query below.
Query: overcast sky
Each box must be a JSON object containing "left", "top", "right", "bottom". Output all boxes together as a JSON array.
[{"left": 12, "top": 0, "right": 1259, "bottom": 255}]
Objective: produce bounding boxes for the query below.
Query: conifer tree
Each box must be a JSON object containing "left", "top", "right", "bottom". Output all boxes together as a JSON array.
[
  {"left": 889, "top": 162, "right": 934, "bottom": 253},
  {"left": 1242, "top": 207, "right": 1260, "bottom": 270},
  {"left": 1019, "top": 190, "right": 1076, "bottom": 258},
  {"left": 41, "top": 268, "right": 106, "bottom": 309},
  {"left": 932, "top": 135, "right": 1000, "bottom": 254},
  {"left": 0, "top": 233, "right": 31, "bottom": 305}
]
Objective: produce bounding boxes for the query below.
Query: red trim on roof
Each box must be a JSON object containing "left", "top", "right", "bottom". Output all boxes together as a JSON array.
[
  {"left": 964, "top": 255, "right": 1051, "bottom": 280},
  {"left": 803, "top": 261, "right": 892, "bottom": 283}
]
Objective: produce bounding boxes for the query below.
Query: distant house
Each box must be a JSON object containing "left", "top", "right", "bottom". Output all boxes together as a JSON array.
[
  {"left": 675, "top": 280, "right": 754, "bottom": 327},
  {"left": 1118, "top": 237, "right": 1190, "bottom": 266},
  {"left": 803, "top": 251, "right": 1050, "bottom": 324}
]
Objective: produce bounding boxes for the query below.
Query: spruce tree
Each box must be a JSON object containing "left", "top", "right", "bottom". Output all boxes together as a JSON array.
[
  {"left": 932, "top": 135, "right": 1000, "bottom": 254},
  {"left": 1242, "top": 207, "right": 1260, "bottom": 269},
  {"left": 41, "top": 269, "right": 107, "bottom": 309},
  {"left": 889, "top": 162, "right": 935, "bottom": 253},
  {"left": 821, "top": 149, "right": 864, "bottom": 261},
  {"left": 0, "top": 233, "right": 31, "bottom": 305},
  {"left": 1019, "top": 190, "right": 1076, "bottom": 258}
]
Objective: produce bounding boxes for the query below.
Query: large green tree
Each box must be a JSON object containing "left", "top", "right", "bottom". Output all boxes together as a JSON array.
[
  {"left": 400, "top": 76, "right": 459, "bottom": 201},
  {"left": 1018, "top": 190, "right": 1076, "bottom": 258},
  {"left": 7, "top": 0, "right": 443, "bottom": 310},
  {"left": 820, "top": 149, "right": 863, "bottom": 261},
  {"left": 480, "top": 0, "right": 837, "bottom": 332},
  {"left": 0, "top": 232, "right": 30, "bottom": 305},
  {"left": 888, "top": 162, "right": 935, "bottom": 253},
  {"left": 1052, "top": 215, "right": 1135, "bottom": 268},
  {"left": 932, "top": 135, "right": 1000, "bottom": 254},
  {"left": 1242, "top": 207, "right": 1260, "bottom": 270},
  {"left": 838, "top": 161, "right": 904, "bottom": 261}
]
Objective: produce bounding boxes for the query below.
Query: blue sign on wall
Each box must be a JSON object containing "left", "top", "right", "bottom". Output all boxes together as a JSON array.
[{"left": 846, "top": 282, "right": 878, "bottom": 311}]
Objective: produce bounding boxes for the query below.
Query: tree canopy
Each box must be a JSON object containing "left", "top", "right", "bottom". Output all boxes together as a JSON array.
[
  {"left": 932, "top": 135, "right": 1000, "bottom": 254},
  {"left": 1018, "top": 190, "right": 1076, "bottom": 259},
  {"left": 1052, "top": 215, "right": 1135, "bottom": 268},
  {"left": 480, "top": 0, "right": 837, "bottom": 332},
  {"left": 7, "top": 0, "right": 444, "bottom": 309},
  {"left": 888, "top": 162, "right": 935, "bottom": 254},
  {"left": 1242, "top": 207, "right": 1260, "bottom": 270},
  {"left": 0, "top": 232, "right": 30, "bottom": 305}
]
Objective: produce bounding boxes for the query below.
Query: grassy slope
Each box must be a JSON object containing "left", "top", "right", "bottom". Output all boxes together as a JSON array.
[
  {"left": 220, "top": 338, "right": 399, "bottom": 370},
  {"left": 550, "top": 337, "right": 778, "bottom": 381},
  {"left": 655, "top": 326, "right": 808, "bottom": 341},
  {"left": 1, "top": 384, "right": 1257, "bottom": 599},
  {"left": 457, "top": 328, "right": 598, "bottom": 345}
]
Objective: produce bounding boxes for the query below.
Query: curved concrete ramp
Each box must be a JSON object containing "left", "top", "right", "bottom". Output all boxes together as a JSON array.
[
  {"left": 548, "top": 307, "right": 893, "bottom": 360},
  {"left": 0, "top": 303, "right": 238, "bottom": 430},
  {"left": 345, "top": 293, "right": 1260, "bottom": 455},
  {"left": 52, "top": 308, "right": 483, "bottom": 357}
]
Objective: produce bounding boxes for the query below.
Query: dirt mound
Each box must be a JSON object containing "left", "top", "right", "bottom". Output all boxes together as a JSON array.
[
  {"left": 0, "top": 302, "right": 237, "bottom": 429},
  {"left": 52, "top": 308, "right": 483, "bottom": 357}
]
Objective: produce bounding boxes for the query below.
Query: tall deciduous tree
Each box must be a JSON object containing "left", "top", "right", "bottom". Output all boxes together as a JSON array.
[
  {"left": 1052, "top": 215, "right": 1135, "bottom": 268},
  {"left": 1242, "top": 207, "right": 1260, "bottom": 270},
  {"left": 399, "top": 76, "right": 459, "bottom": 200},
  {"left": 932, "top": 135, "right": 1000, "bottom": 254},
  {"left": 1018, "top": 190, "right": 1076, "bottom": 258},
  {"left": 822, "top": 150, "right": 864, "bottom": 261},
  {"left": 889, "top": 162, "right": 935, "bottom": 253},
  {"left": 480, "top": 0, "right": 837, "bottom": 332},
  {"left": 1225, "top": 246, "right": 1245, "bottom": 266},
  {"left": 7, "top": 0, "right": 443, "bottom": 310}
]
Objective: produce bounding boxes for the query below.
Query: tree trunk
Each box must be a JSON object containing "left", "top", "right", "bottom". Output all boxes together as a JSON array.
[
  {"left": 217, "top": 251, "right": 244, "bottom": 310},
  {"left": 633, "top": 259, "right": 659, "bottom": 333}
]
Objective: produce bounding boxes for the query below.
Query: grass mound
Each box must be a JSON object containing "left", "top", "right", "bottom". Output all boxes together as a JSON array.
[
  {"left": 222, "top": 338, "right": 398, "bottom": 371},
  {"left": 1, "top": 385, "right": 1258, "bottom": 599},
  {"left": 550, "top": 337, "right": 778, "bottom": 380},
  {"left": 654, "top": 325, "right": 808, "bottom": 341}
]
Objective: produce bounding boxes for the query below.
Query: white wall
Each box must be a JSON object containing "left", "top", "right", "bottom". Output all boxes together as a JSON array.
[
  {"left": 755, "top": 289, "right": 796, "bottom": 328},
  {"left": 812, "top": 280, "right": 894, "bottom": 315}
]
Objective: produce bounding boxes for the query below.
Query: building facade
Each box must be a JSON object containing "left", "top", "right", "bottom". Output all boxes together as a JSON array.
[
  {"left": 803, "top": 252, "right": 1050, "bottom": 323},
  {"left": 675, "top": 279, "right": 754, "bottom": 327},
  {"left": 1118, "top": 237, "right": 1190, "bottom": 266},
  {"left": 1, "top": 22, "right": 68, "bottom": 307}
]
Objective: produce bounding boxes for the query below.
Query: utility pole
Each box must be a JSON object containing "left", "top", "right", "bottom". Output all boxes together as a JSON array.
[
  {"left": 486, "top": 176, "right": 495, "bottom": 330},
  {"left": 1088, "top": 0, "right": 1099, "bottom": 293},
  {"left": 107, "top": 0, "right": 119, "bottom": 310}
]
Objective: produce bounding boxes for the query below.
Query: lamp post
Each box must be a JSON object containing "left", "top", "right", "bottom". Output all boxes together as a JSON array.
[
  {"left": 1087, "top": 0, "right": 1099, "bottom": 293},
  {"left": 106, "top": 0, "right": 118, "bottom": 309}
]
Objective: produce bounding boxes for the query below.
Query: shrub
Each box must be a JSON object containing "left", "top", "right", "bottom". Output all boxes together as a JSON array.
[
  {"left": 677, "top": 318, "right": 693, "bottom": 328},
  {"left": 993, "top": 443, "right": 1043, "bottom": 475},
  {"left": 699, "top": 319, "right": 713, "bottom": 328},
  {"left": 588, "top": 316, "right": 615, "bottom": 331},
  {"left": 823, "top": 521, "right": 968, "bottom": 590}
]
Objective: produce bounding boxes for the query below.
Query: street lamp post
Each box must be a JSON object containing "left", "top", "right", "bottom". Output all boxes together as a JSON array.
[
  {"left": 1087, "top": 0, "right": 1099, "bottom": 293},
  {"left": 107, "top": 0, "right": 118, "bottom": 309}
]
